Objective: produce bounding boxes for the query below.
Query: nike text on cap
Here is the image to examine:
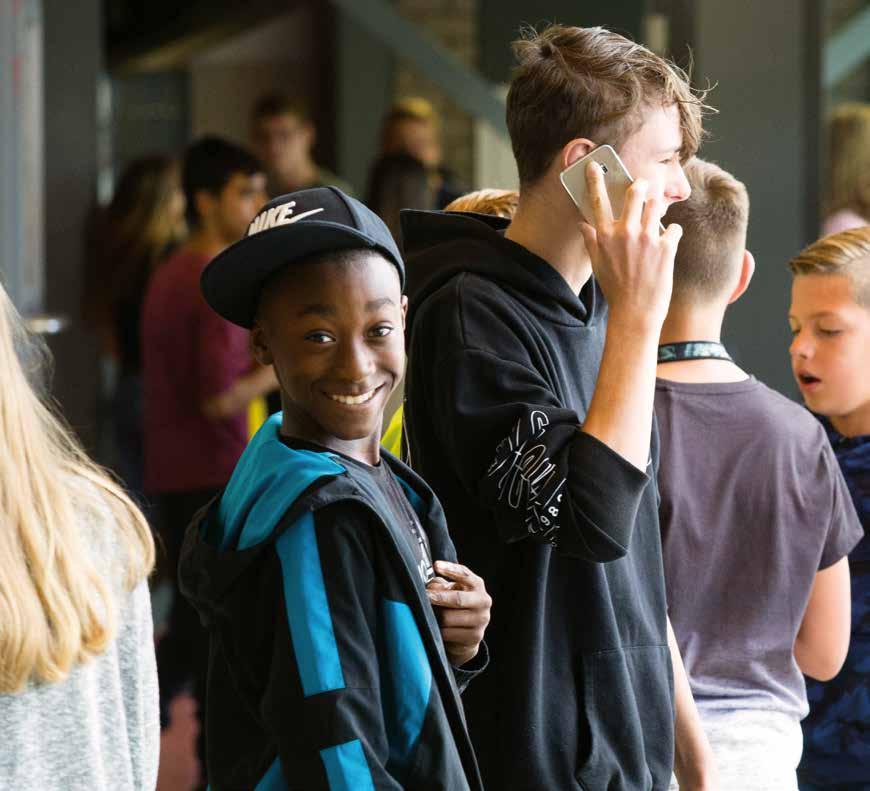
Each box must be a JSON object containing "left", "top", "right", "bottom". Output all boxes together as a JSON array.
[{"left": 201, "top": 186, "right": 404, "bottom": 328}]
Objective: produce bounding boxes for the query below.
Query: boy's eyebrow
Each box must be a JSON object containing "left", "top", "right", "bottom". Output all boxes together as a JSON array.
[
  {"left": 788, "top": 310, "right": 845, "bottom": 320},
  {"left": 807, "top": 310, "right": 846, "bottom": 319},
  {"left": 365, "top": 297, "right": 396, "bottom": 311},
  {"left": 297, "top": 304, "right": 336, "bottom": 318},
  {"left": 296, "top": 298, "right": 396, "bottom": 317}
]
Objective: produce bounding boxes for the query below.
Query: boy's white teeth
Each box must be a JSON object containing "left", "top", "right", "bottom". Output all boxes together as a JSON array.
[{"left": 329, "top": 388, "right": 377, "bottom": 405}]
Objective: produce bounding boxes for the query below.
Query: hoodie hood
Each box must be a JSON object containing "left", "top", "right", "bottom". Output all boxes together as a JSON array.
[
  {"left": 400, "top": 209, "right": 603, "bottom": 332},
  {"left": 179, "top": 414, "right": 346, "bottom": 625}
]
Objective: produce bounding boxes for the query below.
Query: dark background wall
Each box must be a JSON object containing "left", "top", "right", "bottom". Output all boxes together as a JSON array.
[
  {"left": 693, "top": 0, "right": 820, "bottom": 397},
  {"left": 44, "top": 0, "right": 102, "bottom": 448},
  {"left": 478, "top": 0, "right": 643, "bottom": 82}
]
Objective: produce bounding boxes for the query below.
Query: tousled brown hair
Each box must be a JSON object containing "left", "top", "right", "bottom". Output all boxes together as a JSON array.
[
  {"left": 788, "top": 226, "right": 870, "bottom": 308},
  {"left": 506, "top": 25, "right": 709, "bottom": 186},
  {"left": 664, "top": 158, "right": 749, "bottom": 303}
]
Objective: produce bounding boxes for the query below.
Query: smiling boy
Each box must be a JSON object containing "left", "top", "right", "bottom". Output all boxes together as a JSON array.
[
  {"left": 178, "top": 187, "right": 489, "bottom": 790},
  {"left": 787, "top": 227, "right": 870, "bottom": 789}
]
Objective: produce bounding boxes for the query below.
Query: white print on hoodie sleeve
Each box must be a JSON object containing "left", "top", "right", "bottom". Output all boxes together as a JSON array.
[{"left": 486, "top": 410, "right": 566, "bottom": 544}]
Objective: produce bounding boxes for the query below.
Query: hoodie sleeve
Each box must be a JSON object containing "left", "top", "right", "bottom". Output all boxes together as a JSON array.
[
  {"left": 254, "top": 503, "right": 407, "bottom": 790},
  {"left": 422, "top": 345, "right": 650, "bottom": 561}
]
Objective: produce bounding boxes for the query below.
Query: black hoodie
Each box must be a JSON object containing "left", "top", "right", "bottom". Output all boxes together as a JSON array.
[{"left": 402, "top": 210, "right": 674, "bottom": 791}]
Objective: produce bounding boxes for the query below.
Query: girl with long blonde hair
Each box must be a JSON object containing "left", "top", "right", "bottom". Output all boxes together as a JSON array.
[{"left": 0, "top": 281, "right": 158, "bottom": 789}]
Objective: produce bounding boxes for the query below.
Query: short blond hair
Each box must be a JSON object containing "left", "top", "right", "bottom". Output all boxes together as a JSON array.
[
  {"left": 444, "top": 189, "right": 519, "bottom": 219},
  {"left": 788, "top": 226, "right": 870, "bottom": 307},
  {"left": 663, "top": 158, "right": 749, "bottom": 303}
]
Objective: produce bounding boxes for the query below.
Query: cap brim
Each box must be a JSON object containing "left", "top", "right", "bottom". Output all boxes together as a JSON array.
[{"left": 201, "top": 221, "right": 392, "bottom": 328}]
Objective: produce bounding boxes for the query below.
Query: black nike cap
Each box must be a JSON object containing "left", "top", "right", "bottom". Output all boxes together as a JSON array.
[{"left": 201, "top": 186, "right": 404, "bottom": 328}]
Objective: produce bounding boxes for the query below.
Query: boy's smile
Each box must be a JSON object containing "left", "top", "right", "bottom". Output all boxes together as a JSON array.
[
  {"left": 252, "top": 250, "right": 407, "bottom": 464},
  {"left": 789, "top": 273, "right": 870, "bottom": 436}
]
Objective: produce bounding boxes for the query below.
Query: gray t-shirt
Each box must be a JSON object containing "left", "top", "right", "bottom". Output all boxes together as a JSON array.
[{"left": 655, "top": 376, "right": 863, "bottom": 720}]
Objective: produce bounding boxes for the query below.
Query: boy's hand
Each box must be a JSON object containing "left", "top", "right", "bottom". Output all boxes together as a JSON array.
[
  {"left": 426, "top": 561, "right": 491, "bottom": 667},
  {"left": 579, "top": 160, "right": 682, "bottom": 332}
]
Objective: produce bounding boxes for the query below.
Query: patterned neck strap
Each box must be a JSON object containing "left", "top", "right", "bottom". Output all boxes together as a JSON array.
[{"left": 658, "top": 341, "right": 733, "bottom": 363}]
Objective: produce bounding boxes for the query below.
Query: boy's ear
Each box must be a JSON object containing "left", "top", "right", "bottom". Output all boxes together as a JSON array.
[
  {"left": 401, "top": 295, "right": 408, "bottom": 330},
  {"left": 250, "top": 322, "right": 274, "bottom": 366},
  {"left": 727, "top": 250, "right": 756, "bottom": 305},
  {"left": 561, "top": 138, "right": 597, "bottom": 172}
]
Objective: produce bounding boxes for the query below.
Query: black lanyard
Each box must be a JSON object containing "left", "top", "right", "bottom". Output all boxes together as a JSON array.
[{"left": 658, "top": 341, "right": 733, "bottom": 363}]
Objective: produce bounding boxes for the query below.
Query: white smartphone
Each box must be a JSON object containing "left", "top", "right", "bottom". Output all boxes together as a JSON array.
[{"left": 559, "top": 144, "right": 634, "bottom": 224}]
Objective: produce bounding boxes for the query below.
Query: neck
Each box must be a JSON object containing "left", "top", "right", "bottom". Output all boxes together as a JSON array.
[
  {"left": 831, "top": 403, "right": 870, "bottom": 439},
  {"left": 658, "top": 302, "right": 726, "bottom": 345},
  {"left": 280, "top": 410, "right": 382, "bottom": 467},
  {"left": 505, "top": 184, "right": 591, "bottom": 294},
  {"left": 185, "top": 226, "right": 228, "bottom": 260},
  {"left": 657, "top": 302, "right": 748, "bottom": 384}
]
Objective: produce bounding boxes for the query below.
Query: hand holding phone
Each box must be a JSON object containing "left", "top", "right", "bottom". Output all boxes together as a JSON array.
[
  {"left": 560, "top": 145, "right": 634, "bottom": 224},
  {"left": 571, "top": 147, "right": 683, "bottom": 329}
]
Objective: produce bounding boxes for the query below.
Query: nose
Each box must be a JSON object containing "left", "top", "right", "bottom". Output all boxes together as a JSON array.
[
  {"left": 335, "top": 337, "right": 376, "bottom": 383},
  {"left": 789, "top": 329, "right": 812, "bottom": 360},
  {"left": 666, "top": 163, "right": 691, "bottom": 204}
]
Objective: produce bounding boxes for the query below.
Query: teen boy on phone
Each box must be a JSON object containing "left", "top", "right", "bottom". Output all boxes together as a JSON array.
[{"left": 402, "top": 24, "right": 716, "bottom": 791}]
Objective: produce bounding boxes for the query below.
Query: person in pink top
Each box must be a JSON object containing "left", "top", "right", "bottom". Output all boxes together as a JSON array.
[{"left": 141, "top": 136, "right": 275, "bottom": 778}]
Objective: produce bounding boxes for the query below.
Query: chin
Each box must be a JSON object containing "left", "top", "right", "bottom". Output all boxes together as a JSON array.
[{"left": 322, "top": 419, "right": 380, "bottom": 443}]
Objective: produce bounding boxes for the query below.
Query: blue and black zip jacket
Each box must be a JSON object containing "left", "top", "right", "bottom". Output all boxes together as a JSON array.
[{"left": 179, "top": 415, "right": 485, "bottom": 790}]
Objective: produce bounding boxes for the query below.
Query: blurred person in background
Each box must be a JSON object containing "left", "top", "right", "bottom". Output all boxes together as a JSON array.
[
  {"left": 0, "top": 281, "right": 158, "bottom": 790},
  {"left": 83, "top": 155, "right": 186, "bottom": 498},
  {"left": 374, "top": 97, "right": 463, "bottom": 208},
  {"left": 141, "top": 136, "right": 275, "bottom": 782},
  {"left": 365, "top": 152, "right": 436, "bottom": 246},
  {"left": 822, "top": 103, "right": 870, "bottom": 236},
  {"left": 250, "top": 92, "right": 353, "bottom": 198}
]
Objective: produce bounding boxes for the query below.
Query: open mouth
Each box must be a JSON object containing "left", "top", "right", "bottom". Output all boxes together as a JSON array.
[
  {"left": 325, "top": 385, "right": 382, "bottom": 406},
  {"left": 797, "top": 373, "right": 821, "bottom": 387}
]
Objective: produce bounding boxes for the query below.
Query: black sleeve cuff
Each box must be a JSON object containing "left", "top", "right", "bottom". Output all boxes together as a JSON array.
[
  {"left": 451, "top": 640, "right": 489, "bottom": 693},
  {"left": 559, "top": 430, "right": 652, "bottom": 561}
]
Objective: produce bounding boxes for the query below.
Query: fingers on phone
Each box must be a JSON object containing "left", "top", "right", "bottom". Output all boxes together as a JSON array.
[
  {"left": 622, "top": 178, "right": 648, "bottom": 226},
  {"left": 641, "top": 196, "right": 663, "bottom": 235},
  {"left": 579, "top": 222, "right": 598, "bottom": 253},
  {"left": 585, "top": 161, "right": 613, "bottom": 225}
]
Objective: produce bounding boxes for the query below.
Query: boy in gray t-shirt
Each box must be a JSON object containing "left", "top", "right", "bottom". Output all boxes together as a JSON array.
[{"left": 656, "top": 159, "right": 863, "bottom": 791}]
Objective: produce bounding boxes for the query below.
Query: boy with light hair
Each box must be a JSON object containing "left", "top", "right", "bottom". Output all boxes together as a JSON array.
[{"left": 787, "top": 227, "right": 870, "bottom": 789}]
